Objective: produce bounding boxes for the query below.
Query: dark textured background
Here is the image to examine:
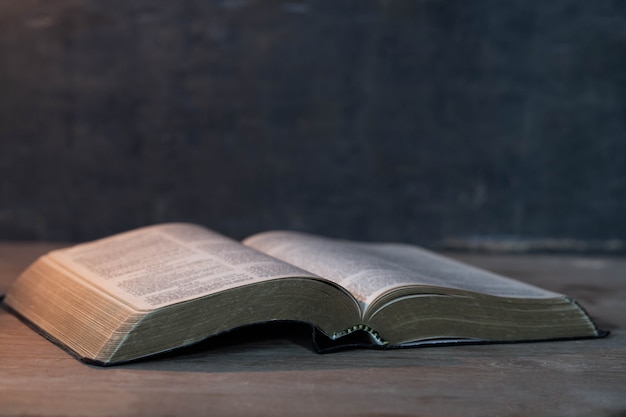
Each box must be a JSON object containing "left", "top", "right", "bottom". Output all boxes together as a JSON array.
[{"left": 1, "top": 0, "right": 625, "bottom": 249}]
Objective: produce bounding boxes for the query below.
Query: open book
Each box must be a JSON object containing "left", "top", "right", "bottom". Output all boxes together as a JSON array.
[{"left": 3, "top": 223, "right": 604, "bottom": 365}]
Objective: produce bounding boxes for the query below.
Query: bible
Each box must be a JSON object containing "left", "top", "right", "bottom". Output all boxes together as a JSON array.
[{"left": 3, "top": 223, "right": 604, "bottom": 365}]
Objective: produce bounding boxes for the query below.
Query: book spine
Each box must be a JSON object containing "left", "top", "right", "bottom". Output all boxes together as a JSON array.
[{"left": 332, "top": 324, "right": 389, "bottom": 346}]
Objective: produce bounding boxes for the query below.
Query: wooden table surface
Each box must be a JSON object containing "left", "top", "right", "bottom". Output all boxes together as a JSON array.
[{"left": 1, "top": 242, "right": 625, "bottom": 417}]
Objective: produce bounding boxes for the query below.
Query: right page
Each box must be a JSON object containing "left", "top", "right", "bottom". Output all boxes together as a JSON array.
[
  {"left": 244, "top": 231, "right": 602, "bottom": 346},
  {"left": 243, "top": 231, "right": 561, "bottom": 314}
]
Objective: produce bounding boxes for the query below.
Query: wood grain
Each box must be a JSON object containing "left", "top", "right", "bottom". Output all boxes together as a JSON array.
[{"left": 1, "top": 243, "right": 625, "bottom": 417}]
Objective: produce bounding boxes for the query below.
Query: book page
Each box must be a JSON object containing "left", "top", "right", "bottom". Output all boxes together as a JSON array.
[
  {"left": 48, "top": 224, "right": 320, "bottom": 311},
  {"left": 243, "top": 231, "right": 560, "bottom": 310}
]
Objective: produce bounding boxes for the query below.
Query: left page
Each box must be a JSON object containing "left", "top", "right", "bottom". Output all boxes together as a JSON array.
[{"left": 48, "top": 223, "right": 321, "bottom": 311}]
